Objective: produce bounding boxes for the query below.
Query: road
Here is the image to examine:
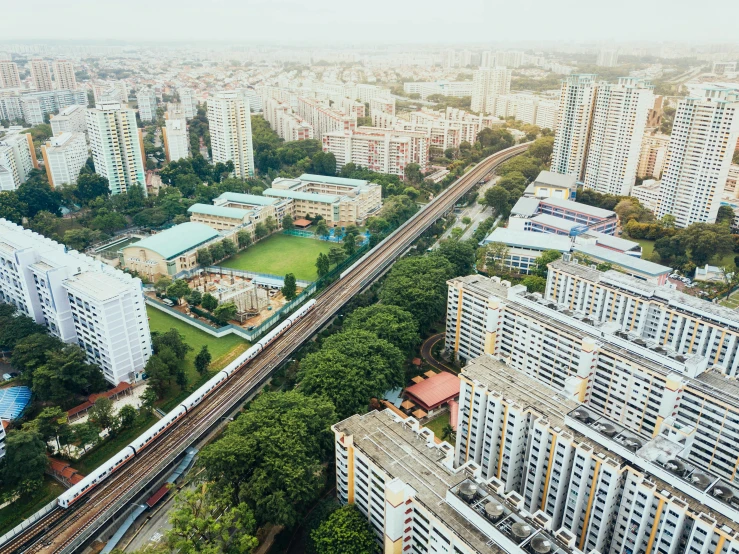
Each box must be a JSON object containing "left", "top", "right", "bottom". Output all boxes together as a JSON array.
[
  {"left": 434, "top": 175, "right": 500, "bottom": 246},
  {"left": 0, "top": 143, "right": 529, "bottom": 554},
  {"left": 420, "top": 333, "right": 456, "bottom": 374}
]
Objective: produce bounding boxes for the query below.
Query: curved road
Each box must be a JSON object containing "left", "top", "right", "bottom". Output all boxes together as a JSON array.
[{"left": 420, "top": 333, "right": 457, "bottom": 374}]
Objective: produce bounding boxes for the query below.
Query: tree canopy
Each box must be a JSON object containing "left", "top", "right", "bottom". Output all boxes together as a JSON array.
[
  {"left": 343, "top": 304, "right": 420, "bottom": 353},
  {"left": 310, "top": 505, "right": 378, "bottom": 554}
]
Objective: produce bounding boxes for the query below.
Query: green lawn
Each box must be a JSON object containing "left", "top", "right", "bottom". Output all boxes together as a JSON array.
[
  {"left": 218, "top": 234, "right": 333, "bottom": 282},
  {"left": 424, "top": 412, "right": 451, "bottom": 440},
  {"left": 0, "top": 477, "right": 65, "bottom": 535}
]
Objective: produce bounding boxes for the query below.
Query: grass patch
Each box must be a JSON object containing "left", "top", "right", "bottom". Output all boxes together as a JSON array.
[
  {"left": 72, "top": 414, "right": 158, "bottom": 475},
  {"left": 0, "top": 477, "right": 65, "bottom": 535},
  {"left": 424, "top": 412, "right": 451, "bottom": 440},
  {"left": 632, "top": 238, "right": 737, "bottom": 270},
  {"left": 218, "top": 234, "right": 333, "bottom": 282}
]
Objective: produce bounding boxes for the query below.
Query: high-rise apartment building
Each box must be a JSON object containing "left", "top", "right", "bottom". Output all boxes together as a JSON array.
[
  {"left": 583, "top": 78, "right": 654, "bottom": 196},
  {"left": 0, "top": 219, "right": 152, "bottom": 385},
  {"left": 369, "top": 96, "right": 396, "bottom": 118},
  {"left": 163, "top": 117, "right": 190, "bottom": 162},
  {"left": 0, "top": 128, "right": 36, "bottom": 191},
  {"left": 50, "top": 104, "right": 87, "bottom": 136},
  {"left": 52, "top": 60, "right": 77, "bottom": 91},
  {"left": 18, "top": 89, "right": 87, "bottom": 126},
  {"left": 496, "top": 50, "right": 524, "bottom": 68},
  {"left": 86, "top": 101, "right": 146, "bottom": 195},
  {"left": 596, "top": 49, "right": 619, "bottom": 67},
  {"left": 297, "top": 97, "right": 356, "bottom": 139},
  {"left": 41, "top": 132, "right": 88, "bottom": 187},
  {"left": 207, "top": 90, "right": 255, "bottom": 179},
  {"left": 471, "top": 67, "right": 512, "bottom": 114},
  {"left": 636, "top": 132, "right": 670, "bottom": 179},
  {"left": 29, "top": 59, "right": 53, "bottom": 91},
  {"left": 657, "top": 86, "right": 739, "bottom": 227},
  {"left": 0, "top": 60, "right": 21, "bottom": 89},
  {"left": 551, "top": 74, "right": 598, "bottom": 180},
  {"left": 262, "top": 97, "right": 314, "bottom": 141},
  {"left": 178, "top": 87, "right": 197, "bottom": 119},
  {"left": 93, "top": 81, "right": 128, "bottom": 104},
  {"left": 136, "top": 88, "right": 157, "bottom": 122}
]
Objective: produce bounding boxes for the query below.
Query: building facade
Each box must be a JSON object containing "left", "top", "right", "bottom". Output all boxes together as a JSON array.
[
  {"left": 52, "top": 60, "right": 77, "bottom": 91},
  {"left": 0, "top": 219, "right": 152, "bottom": 385},
  {"left": 297, "top": 97, "right": 356, "bottom": 139},
  {"left": 86, "top": 101, "right": 147, "bottom": 195},
  {"left": 0, "top": 128, "right": 36, "bottom": 191},
  {"left": 136, "top": 88, "right": 157, "bottom": 122},
  {"left": 41, "top": 132, "right": 88, "bottom": 187},
  {"left": 471, "top": 67, "right": 512, "bottom": 114},
  {"left": 208, "top": 90, "right": 255, "bottom": 179},
  {"left": 29, "top": 59, "right": 53, "bottom": 92},
  {"left": 636, "top": 132, "right": 670, "bottom": 179},
  {"left": 178, "top": 87, "right": 197, "bottom": 119},
  {"left": 551, "top": 75, "right": 598, "bottom": 180},
  {"left": 50, "top": 104, "right": 87, "bottom": 136},
  {"left": 163, "top": 117, "right": 189, "bottom": 162},
  {"left": 18, "top": 89, "right": 87, "bottom": 126},
  {"left": 656, "top": 86, "right": 739, "bottom": 227},
  {"left": 262, "top": 97, "right": 314, "bottom": 141},
  {"left": 0, "top": 60, "right": 21, "bottom": 89}
]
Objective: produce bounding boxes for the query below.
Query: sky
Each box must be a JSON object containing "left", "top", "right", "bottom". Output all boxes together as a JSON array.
[{"left": 2, "top": 0, "right": 737, "bottom": 44}]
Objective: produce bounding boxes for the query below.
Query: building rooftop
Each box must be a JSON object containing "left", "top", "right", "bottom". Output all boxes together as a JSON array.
[
  {"left": 125, "top": 222, "right": 220, "bottom": 260},
  {"left": 263, "top": 188, "right": 341, "bottom": 204},
  {"left": 187, "top": 203, "right": 250, "bottom": 220},
  {"left": 533, "top": 170, "right": 577, "bottom": 189},
  {"left": 576, "top": 231, "right": 641, "bottom": 253},
  {"left": 215, "top": 192, "right": 278, "bottom": 206},
  {"left": 47, "top": 132, "right": 84, "bottom": 150},
  {"left": 530, "top": 213, "right": 584, "bottom": 232},
  {"left": 298, "top": 173, "right": 370, "bottom": 188},
  {"left": 482, "top": 228, "right": 572, "bottom": 252},
  {"left": 404, "top": 371, "right": 460, "bottom": 410},
  {"left": 64, "top": 270, "right": 135, "bottom": 301},
  {"left": 510, "top": 197, "right": 540, "bottom": 217},
  {"left": 449, "top": 274, "right": 514, "bottom": 300},
  {"left": 572, "top": 243, "right": 671, "bottom": 276},
  {"left": 539, "top": 197, "right": 616, "bottom": 219}
]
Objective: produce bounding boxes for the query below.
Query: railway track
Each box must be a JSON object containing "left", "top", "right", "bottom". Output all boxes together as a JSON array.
[{"left": 0, "top": 142, "right": 528, "bottom": 554}]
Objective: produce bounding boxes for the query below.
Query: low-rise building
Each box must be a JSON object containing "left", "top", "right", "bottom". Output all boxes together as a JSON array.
[
  {"left": 0, "top": 219, "right": 152, "bottom": 385},
  {"left": 523, "top": 171, "right": 578, "bottom": 200},
  {"left": 120, "top": 222, "right": 223, "bottom": 280},
  {"left": 509, "top": 196, "right": 619, "bottom": 235},
  {"left": 41, "top": 132, "right": 88, "bottom": 187},
  {"left": 264, "top": 174, "right": 382, "bottom": 227},
  {"left": 630, "top": 179, "right": 663, "bottom": 213},
  {"left": 481, "top": 227, "right": 572, "bottom": 274}
]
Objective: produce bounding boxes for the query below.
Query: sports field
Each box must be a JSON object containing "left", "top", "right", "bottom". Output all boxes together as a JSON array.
[{"left": 218, "top": 234, "right": 333, "bottom": 281}]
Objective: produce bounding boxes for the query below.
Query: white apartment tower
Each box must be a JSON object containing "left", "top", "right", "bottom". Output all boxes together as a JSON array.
[
  {"left": 30, "top": 59, "right": 53, "bottom": 92},
  {"left": 551, "top": 74, "right": 598, "bottom": 180},
  {"left": 207, "top": 90, "right": 255, "bottom": 179},
  {"left": 86, "top": 102, "right": 146, "bottom": 195},
  {"left": 583, "top": 78, "right": 655, "bottom": 196},
  {"left": 178, "top": 87, "right": 197, "bottom": 119},
  {"left": 52, "top": 60, "right": 77, "bottom": 91},
  {"left": 471, "top": 67, "right": 512, "bottom": 114},
  {"left": 136, "top": 88, "right": 157, "bottom": 122},
  {"left": 0, "top": 130, "right": 36, "bottom": 191},
  {"left": 0, "top": 219, "right": 152, "bottom": 385},
  {"left": 657, "top": 86, "right": 739, "bottom": 227},
  {"left": 164, "top": 117, "right": 190, "bottom": 162},
  {"left": 51, "top": 105, "right": 87, "bottom": 136},
  {"left": 0, "top": 60, "right": 21, "bottom": 89},
  {"left": 41, "top": 132, "right": 88, "bottom": 187},
  {"left": 596, "top": 49, "right": 619, "bottom": 67}
]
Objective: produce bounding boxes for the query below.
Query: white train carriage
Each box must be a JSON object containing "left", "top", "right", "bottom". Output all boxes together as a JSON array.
[{"left": 57, "top": 299, "right": 317, "bottom": 509}]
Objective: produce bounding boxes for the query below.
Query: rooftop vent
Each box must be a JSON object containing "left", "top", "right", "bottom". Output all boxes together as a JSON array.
[
  {"left": 530, "top": 535, "right": 553, "bottom": 554},
  {"left": 512, "top": 522, "right": 533, "bottom": 540}
]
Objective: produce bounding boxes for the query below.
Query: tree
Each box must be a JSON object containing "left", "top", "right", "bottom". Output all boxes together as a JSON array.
[
  {"left": 315, "top": 220, "right": 330, "bottom": 239},
  {"left": 154, "top": 276, "right": 173, "bottom": 295},
  {"left": 31, "top": 346, "right": 106, "bottom": 403},
  {"left": 221, "top": 238, "right": 237, "bottom": 258},
  {"left": 35, "top": 406, "right": 70, "bottom": 451},
  {"left": 484, "top": 187, "right": 511, "bottom": 217},
  {"left": 10, "top": 333, "right": 62, "bottom": 380},
  {"left": 311, "top": 151, "right": 337, "bottom": 176},
  {"left": 680, "top": 223, "right": 734, "bottom": 266},
  {"left": 64, "top": 228, "right": 103, "bottom": 251},
  {"left": 166, "top": 279, "right": 190, "bottom": 304},
  {"left": 0, "top": 191, "right": 26, "bottom": 223},
  {"left": 153, "top": 329, "right": 192, "bottom": 359},
  {"left": 197, "top": 248, "right": 213, "bottom": 266},
  {"left": 144, "top": 354, "right": 172, "bottom": 398},
  {"left": 29, "top": 211, "right": 59, "bottom": 238},
  {"left": 202, "top": 292, "right": 218, "bottom": 311},
  {"left": 140, "top": 386, "right": 158, "bottom": 414},
  {"left": 198, "top": 391, "right": 336, "bottom": 527},
  {"left": 186, "top": 289, "right": 202, "bottom": 306},
  {"left": 344, "top": 304, "right": 420, "bottom": 353},
  {"left": 195, "top": 345, "right": 212, "bottom": 375},
  {"left": 328, "top": 246, "right": 345, "bottom": 266},
  {"left": 310, "top": 505, "right": 377, "bottom": 554},
  {"left": 213, "top": 302, "right": 237, "bottom": 323},
  {"left": 88, "top": 397, "right": 116, "bottom": 431},
  {"left": 379, "top": 255, "right": 454, "bottom": 333},
  {"left": 316, "top": 252, "right": 330, "bottom": 278},
  {"left": 479, "top": 242, "right": 509, "bottom": 273},
  {"left": 343, "top": 232, "right": 358, "bottom": 257},
  {"left": 17, "top": 177, "right": 63, "bottom": 217},
  {"left": 0, "top": 308, "right": 48, "bottom": 351},
  {"left": 2, "top": 429, "right": 48, "bottom": 495},
  {"left": 118, "top": 405, "right": 137, "bottom": 429},
  {"left": 265, "top": 216, "right": 277, "bottom": 233},
  {"left": 298, "top": 329, "right": 404, "bottom": 419},
  {"left": 436, "top": 239, "right": 476, "bottom": 277},
  {"left": 209, "top": 241, "right": 225, "bottom": 262},
  {"left": 282, "top": 273, "right": 297, "bottom": 300},
  {"left": 522, "top": 275, "right": 547, "bottom": 293},
  {"left": 533, "top": 250, "right": 563, "bottom": 278},
  {"left": 72, "top": 421, "right": 100, "bottom": 452},
  {"left": 165, "top": 488, "right": 258, "bottom": 554},
  {"left": 282, "top": 214, "right": 294, "bottom": 230},
  {"left": 237, "top": 229, "right": 251, "bottom": 249},
  {"left": 654, "top": 235, "right": 686, "bottom": 260},
  {"left": 527, "top": 135, "right": 555, "bottom": 164},
  {"left": 75, "top": 172, "right": 110, "bottom": 205},
  {"left": 89, "top": 209, "right": 128, "bottom": 234},
  {"left": 254, "top": 222, "right": 268, "bottom": 239},
  {"left": 404, "top": 163, "right": 423, "bottom": 185},
  {"left": 717, "top": 205, "right": 735, "bottom": 226},
  {"left": 496, "top": 156, "right": 541, "bottom": 182}
]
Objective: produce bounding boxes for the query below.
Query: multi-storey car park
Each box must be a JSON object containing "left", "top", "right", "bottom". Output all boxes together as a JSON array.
[{"left": 446, "top": 259, "right": 739, "bottom": 484}]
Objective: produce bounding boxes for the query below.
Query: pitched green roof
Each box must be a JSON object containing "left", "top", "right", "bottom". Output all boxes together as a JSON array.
[
  {"left": 187, "top": 203, "right": 250, "bottom": 219},
  {"left": 298, "top": 173, "right": 369, "bottom": 188},
  {"left": 127, "top": 222, "right": 220, "bottom": 260},
  {"left": 216, "top": 192, "right": 278, "bottom": 206}
]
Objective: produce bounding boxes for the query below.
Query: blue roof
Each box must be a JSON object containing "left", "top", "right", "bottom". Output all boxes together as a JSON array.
[
  {"left": 216, "top": 192, "right": 278, "bottom": 206},
  {"left": 0, "top": 386, "right": 31, "bottom": 420},
  {"left": 298, "top": 174, "right": 369, "bottom": 187},
  {"left": 127, "top": 222, "right": 220, "bottom": 260},
  {"left": 187, "top": 203, "right": 250, "bottom": 219}
]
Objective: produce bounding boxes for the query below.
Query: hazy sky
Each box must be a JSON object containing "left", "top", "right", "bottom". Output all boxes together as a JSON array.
[{"left": 2, "top": 0, "right": 737, "bottom": 44}]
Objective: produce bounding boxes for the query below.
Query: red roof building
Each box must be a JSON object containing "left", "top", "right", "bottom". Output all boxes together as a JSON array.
[{"left": 403, "top": 372, "right": 460, "bottom": 412}]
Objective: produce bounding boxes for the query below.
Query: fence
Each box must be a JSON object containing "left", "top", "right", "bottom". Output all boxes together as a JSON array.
[
  {"left": 0, "top": 500, "right": 58, "bottom": 547},
  {"left": 282, "top": 228, "right": 370, "bottom": 246},
  {"left": 204, "top": 266, "right": 312, "bottom": 289}
]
